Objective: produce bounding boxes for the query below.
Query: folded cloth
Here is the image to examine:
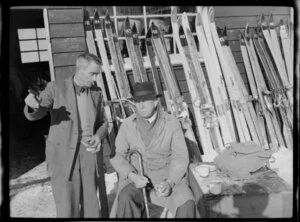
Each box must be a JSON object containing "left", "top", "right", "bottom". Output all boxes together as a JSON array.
[{"left": 214, "top": 141, "right": 273, "bottom": 180}]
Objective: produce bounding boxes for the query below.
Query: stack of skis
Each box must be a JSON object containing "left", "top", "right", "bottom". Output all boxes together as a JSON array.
[{"left": 82, "top": 7, "right": 293, "bottom": 163}]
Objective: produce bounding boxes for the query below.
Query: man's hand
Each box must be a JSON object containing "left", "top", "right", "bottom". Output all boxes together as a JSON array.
[
  {"left": 25, "top": 91, "right": 40, "bottom": 109},
  {"left": 82, "top": 135, "right": 102, "bottom": 153},
  {"left": 128, "top": 172, "right": 149, "bottom": 189},
  {"left": 154, "top": 180, "right": 173, "bottom": 197}
]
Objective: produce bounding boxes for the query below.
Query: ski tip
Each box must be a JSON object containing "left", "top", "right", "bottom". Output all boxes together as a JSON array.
[
  {"left": 196, "top": 6, "right": 203, "bottom": 14},
  {"left": 208, "top": 7, "right": 215, "bottom": 23},
  {"left": 195, "top": 12, "right": 202, "bottom": 26},
  {"left": 125, "top": 17, "right": 131, "bottom": 29},
  {"left": 146, "top": 27, "right": 152, "bottom": 39},
  {"left": 171, "top": 6, "right": 177, "bottom": 16},
  {"left": 84, "top": 9, "right": 90, "bottom": 21},
  {"left": 94, "top": 9, "right": 99, "bottom": 20},
  {"left": 171, "top": 6, "right": 177, "bottom": 22},
  {"left": 132, "top": 23, "right": 137, "bottom": 33},
  {"left": 104, "top": 9, "right": 110, "bottom": 20}
]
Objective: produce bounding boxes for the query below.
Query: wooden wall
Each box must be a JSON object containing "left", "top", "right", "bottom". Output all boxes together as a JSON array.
[{"left": 46, "top": 8, "right": 87, "bottom": 83}]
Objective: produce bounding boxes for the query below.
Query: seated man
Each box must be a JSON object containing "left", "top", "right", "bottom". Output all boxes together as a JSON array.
[{"left": 109, "top": 81, "right": 196, "bottom": 218}]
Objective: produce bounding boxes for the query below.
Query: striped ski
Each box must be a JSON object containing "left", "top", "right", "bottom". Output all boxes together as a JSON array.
[
  {"left": 198, "top": 7, "right": 237, "bottom": 143},
  {"left": 124, "top": 17, "right": 143, "bottom": 82},
  {"left": 104, "top": 10, "right": 131, "bottom": 99},
  {"left": 94, "top": 10, "right": 118, "bottom": 101},
  {"left": 145, "top": 27, "right": 166, "bottom": 107},
  {"left": 132, "top": 23, "right": 148, "bottom": 82},
  {"left": 171, "top": 7, "right": 219, "bottom": 160},
  {"left": 151, "top": 22, "right": 202, "bottom": 162},
  {"left": 84, "top": 10, "right": 108, "bottom": 101}
]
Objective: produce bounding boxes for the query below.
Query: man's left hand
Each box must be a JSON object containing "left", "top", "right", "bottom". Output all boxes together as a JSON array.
[
  {"left": 85, "top": 135, "right": 102, "bottom": 153},
  {"left": 154, "top": 180, "right": 172, "bottom": 197}
]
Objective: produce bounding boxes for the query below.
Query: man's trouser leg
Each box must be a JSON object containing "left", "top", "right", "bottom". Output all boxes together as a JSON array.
[
  {"left": 51, "top": 165, "right": 81, "bottom": 217},
  {"left": 117, "top": 183, "right": 146, "bottom": 218},
  {"left": 175, "top": 200, "right": 196, "bottom": 218},
  {"left": 79, "top": 144, "right": 100, "bottom": 217}
]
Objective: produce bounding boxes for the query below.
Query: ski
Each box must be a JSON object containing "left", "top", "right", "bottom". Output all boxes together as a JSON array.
[
  {"left": 243, "top": 27, "right": 282, "bottom": 150},
  {"left": 206, "top": 8, "right": 252, "bottom": 143},
  {"left": 151, "top": 22, "right": 202, "bottom": 162},
  {"left": 132, "top": 23, "right": 148, "bottom": 82},
  {"left": 218, "top": 27, "right": 263, "bottom": 146},
  {"left": 145, "top": 27, "right": 166, "bottom": 107},
  {"left": 94, "top": 10, "right": 118, "bottom": 101},
  {"left": 260, "top": 14, "right": 293, "bottom": 108},
  {"left": 279, "top": 19, "right": 293, "bottom": 86},
  {"left": 171, "top": 7, "right": 219, "bottom": 161},
  {"left": 198, "top": 7, "right": 237, "bottom": 143},
  {"left": 104, "top": 10, "right": 131, "bottom": 100},
  {"left": 84, "top": 10, "right": 108, "bottom": 101},
  {"left": 124, "top": 17, "right": 143, "bottom": 83}
]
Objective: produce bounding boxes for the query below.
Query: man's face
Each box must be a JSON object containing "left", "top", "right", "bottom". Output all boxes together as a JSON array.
[
  {"left": 77, "top": 61, "right": 101, "bottom": 87},
  {"left": 135, "top": 99, "right": 158, "bottom": 119}
]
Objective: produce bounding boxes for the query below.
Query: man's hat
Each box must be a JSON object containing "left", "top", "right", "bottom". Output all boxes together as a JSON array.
[{"left": 131, "top": 81, "right": 161, "bottom": 102}]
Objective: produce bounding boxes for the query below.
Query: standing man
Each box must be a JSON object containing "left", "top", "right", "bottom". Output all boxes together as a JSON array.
[
  {"left": 24, "top": 53, "right": 108, "bottom": 218},
  {"left": 109, "top": 81, "right": 196, "bottom": 218}
]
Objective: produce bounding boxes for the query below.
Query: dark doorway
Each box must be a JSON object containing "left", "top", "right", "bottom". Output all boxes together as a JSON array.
[{"left": 9, "top": 8, "right": 51, "bottom": 179}]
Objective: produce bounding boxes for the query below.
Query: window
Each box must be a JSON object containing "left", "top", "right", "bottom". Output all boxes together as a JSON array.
[{"left": 17, "top": 28, "right": 48, "bottom": 63}]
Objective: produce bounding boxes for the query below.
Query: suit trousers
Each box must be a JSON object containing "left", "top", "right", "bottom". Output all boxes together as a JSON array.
[
  {"left": 117, "top": 183, "right": 196, "bottom": 218},
  {"left": 51, "top": 143, "right": 100, "bottom": 218}
]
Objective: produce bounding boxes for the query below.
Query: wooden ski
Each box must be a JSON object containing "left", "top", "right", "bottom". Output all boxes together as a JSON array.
[
  {"left": 94, "top": 10, "right": 118, "bottom": 101},
  {"left": 171, "top": 7, "right": 219, "bottom": 161},
  {"left": 243, "top": 27, "right": 282, "bottom": 150},
  {"left": 206, "top": 8, "right": 251, "bottom": 142},
  {"left": 132, "top": 23, "right": 148, "bottom": 82},
  {"left": 124, "top": 17, "right": 143, "bottom": 83},
  {"left": 145, "top": 27, "right": 166, "bottom": 107},
  {"left": 260, "top": 14, "right": 293, "bottom": 108},
  {"left": 218, "top": 27, "right": 262, "bottom": 146},
  {"left": 279, "top": 19, "right": 293, "bottom": 86},
  {"left": 104, "top": 10, "right": 131, "bottom": 99},
  {"left": 151, "top": 22, "right": 202, "bottom": 162},
  {"left": 198, "top": 7, "right": 237, "bottom": 143}
]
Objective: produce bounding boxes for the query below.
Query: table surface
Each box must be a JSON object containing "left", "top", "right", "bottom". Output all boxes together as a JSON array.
[{"left": 189, "top": 163, "right": 292, "bottom": 197}]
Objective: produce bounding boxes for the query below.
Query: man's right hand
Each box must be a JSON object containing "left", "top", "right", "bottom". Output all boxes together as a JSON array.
[
  {"left": 128, "top": 172, "right": 149, "bottom": 189},
  {"left": 25, "top": 91, "right": 40, "bottom": 109}
]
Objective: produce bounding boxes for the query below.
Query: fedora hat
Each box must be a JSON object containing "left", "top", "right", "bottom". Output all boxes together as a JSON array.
[{"left": 131, "top": 81, "right": 161, "bottom": 102}]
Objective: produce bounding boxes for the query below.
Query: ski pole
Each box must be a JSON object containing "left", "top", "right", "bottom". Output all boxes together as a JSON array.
[{"left": 127, "top": 150, "right": 150, "bottom": 218}]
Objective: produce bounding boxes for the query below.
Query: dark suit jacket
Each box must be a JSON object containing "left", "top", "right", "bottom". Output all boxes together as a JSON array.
[{"left": 24, "top": 76, "right": 108, "bottom": 180}]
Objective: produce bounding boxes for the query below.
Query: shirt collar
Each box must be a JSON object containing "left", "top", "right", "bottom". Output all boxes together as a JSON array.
[
  {"left": 73, "top": 78, "right": 88, "bottom": 95},
  {"left": 145, "top": 109, "right": 158, "bottom": 123}
]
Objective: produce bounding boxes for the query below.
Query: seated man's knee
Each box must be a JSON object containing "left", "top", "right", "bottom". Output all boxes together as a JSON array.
[{"left": 118, "top": 184, "right": 142, "bottom": 204}]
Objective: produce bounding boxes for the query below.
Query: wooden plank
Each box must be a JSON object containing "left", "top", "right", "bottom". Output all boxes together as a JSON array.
[
  {"left": 53, "top": 52, "right": 83, "bottom": 67},
  {"left": 51, "top": 37, "right": 87, "bottom": 53},
  {"left": 54, "top": 66, "right": 76, "bottom": 82},
  {"left": 48, "top": 8, "right": 83, "bottom": 24},
  {"left": 214, "top": 6, "right": 291, "bottom": 18},
  {"left": 49, "top": 23, "right": 85, "bottom": 38},
  {"left": 215, "top": 14, "right": 290, "bottom": 30}
]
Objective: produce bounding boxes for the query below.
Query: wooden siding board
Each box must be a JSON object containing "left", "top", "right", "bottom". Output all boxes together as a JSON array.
[
  {"left": 49, "top": 23, "right": 85, "bottom": 38},
  {"left": 51, "top": 37, "right": 87, "bottom": 53},
  {"left": 53, "top": 52, "right": 83, "bottom": 67},
  {"left": 54, "top": 66, "right": 76, "bottom": 82},
  {"left": 48, "top": 9, "right": 83, "bottom": 24},
  {"left": 215, "top": 14, "right": 290, "bottom": 30},
  {"left": 214, "top": 6, "right": 291, "bottom": 18}
]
